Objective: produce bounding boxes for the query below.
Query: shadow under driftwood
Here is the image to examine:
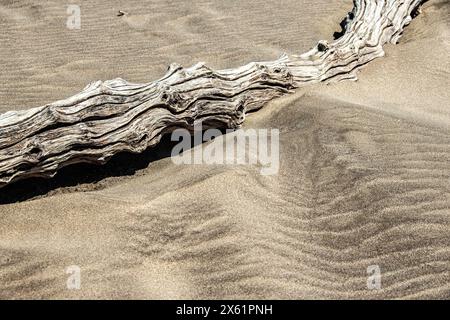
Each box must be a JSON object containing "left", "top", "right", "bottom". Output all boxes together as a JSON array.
[
  {"left": 0, "top": 134, "right": 183, "bottom": 204},
  {"left": 0, "top": 130, "right": 225, "bottom": 204}
]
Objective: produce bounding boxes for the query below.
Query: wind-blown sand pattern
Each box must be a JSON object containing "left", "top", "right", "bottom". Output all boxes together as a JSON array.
[
  {"left": 0, "top": 0, "right": 449, "bottom": 299},
  {"left": 0, "top": 0, "right": 426, "bottom": 186}
]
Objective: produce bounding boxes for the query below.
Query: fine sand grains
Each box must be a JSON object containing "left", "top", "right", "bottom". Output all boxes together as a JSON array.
[{"left": 0, "top": 0, "right": 449, "bottom": 299}]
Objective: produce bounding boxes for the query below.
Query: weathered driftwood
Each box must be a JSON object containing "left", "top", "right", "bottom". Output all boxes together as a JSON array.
[{"left": 0, "top": 0, "right": 425, "bottom": 187}]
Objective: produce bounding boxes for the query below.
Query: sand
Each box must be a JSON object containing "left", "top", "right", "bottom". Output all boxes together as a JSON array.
[{"left": 0, "top": 0, "right": 449, "bottom": 299}]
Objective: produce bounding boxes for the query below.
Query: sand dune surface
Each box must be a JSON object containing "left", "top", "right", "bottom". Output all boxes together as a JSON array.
[{"left": 0, "top": 0, "right": 449, "bottom": 299}]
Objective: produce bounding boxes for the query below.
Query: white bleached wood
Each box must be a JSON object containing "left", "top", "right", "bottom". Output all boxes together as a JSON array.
[{"left": 0, "top": 0, "right": 425, "bottom": 187}]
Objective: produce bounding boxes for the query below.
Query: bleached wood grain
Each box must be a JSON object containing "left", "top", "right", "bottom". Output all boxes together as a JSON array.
[{"left": 0, "top": 0, "right": 425, "bottom": 187}]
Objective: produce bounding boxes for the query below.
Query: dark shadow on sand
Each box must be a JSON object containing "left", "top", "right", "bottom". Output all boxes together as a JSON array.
[{"left": 0, "top": 132, "right": 215, "bottom": 204}]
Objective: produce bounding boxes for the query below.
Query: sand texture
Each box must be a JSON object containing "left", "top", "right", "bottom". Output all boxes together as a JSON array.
[{"left": 0, "top": 0, "right": 449, "bottom": 299}]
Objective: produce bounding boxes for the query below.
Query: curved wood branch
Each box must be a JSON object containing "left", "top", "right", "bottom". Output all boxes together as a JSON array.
[{"left": 0, "top": 0, "right": 425, "bottom": 187}]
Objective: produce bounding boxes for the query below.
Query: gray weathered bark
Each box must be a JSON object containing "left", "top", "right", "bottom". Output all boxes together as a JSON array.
[{"left": 0, "top": 0, "right": 425, "bottom": 187}]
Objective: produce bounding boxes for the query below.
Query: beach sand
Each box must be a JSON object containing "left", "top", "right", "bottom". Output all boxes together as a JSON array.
[{"left": 0, "top": 0, "right": 449, "bottom": 299}]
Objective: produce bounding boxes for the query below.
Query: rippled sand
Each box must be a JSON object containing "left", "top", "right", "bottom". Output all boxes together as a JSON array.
[{"left": 0, "top": 0, "right": 449, "bottom": 299}]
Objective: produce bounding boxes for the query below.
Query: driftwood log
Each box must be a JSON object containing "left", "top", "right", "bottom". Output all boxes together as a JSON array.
[{"left": 0, "top": 0, "right": 425, "bottom": 187}]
